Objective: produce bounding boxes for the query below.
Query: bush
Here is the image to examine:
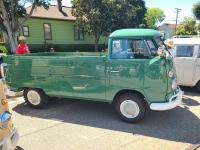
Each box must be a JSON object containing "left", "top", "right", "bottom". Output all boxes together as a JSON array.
[{"left": 0, "top": 44, "right": 8, "bottom": 53}]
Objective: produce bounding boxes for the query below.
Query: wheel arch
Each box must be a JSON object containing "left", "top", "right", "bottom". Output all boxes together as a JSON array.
[
  {"left": 112, "top": 89, "right": 149, "bottom": 107},
  {"left": 23, "top": 87, "right": 49, "bottom": 108},
  {"left": 18, "top": 87, "right": 47, "bottom": 93}
]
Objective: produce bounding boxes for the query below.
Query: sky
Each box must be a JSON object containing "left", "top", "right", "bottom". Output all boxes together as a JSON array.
[
  {"left": 145, "top": 0, "right": 199, "bottom": 24},
  {"left": 51, "top": 0, "right": 199, "bottom": 24}
]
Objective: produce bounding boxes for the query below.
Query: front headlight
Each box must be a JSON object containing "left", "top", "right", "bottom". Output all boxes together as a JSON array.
[
  {"left": 0, "top": 111, "right": 11, "bottom": 129},
  {"left": 172, "top": 79, "right": 177, "bottom": 89}
]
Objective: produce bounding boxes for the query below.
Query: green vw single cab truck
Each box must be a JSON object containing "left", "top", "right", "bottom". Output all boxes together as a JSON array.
[{"left": 2, "top": 29, "right": 183, "bottom": 122}]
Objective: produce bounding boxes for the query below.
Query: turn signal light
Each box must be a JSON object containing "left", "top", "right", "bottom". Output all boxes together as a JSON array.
[{"left": 1, "top": 99, "right": 8, "bottom": 105}]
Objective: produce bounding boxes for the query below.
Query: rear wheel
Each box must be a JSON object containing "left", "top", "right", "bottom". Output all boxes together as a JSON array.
[
  {"left": 23, "top": 88, "right": 48, "bottom": 108},
  {"left": 115, "top": 93, "right": 146, "bottom": 123}
]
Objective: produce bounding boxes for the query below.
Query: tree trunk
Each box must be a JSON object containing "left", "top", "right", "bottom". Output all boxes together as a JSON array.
[
  {"left": 3, "top": 21, "right": 17, "bottom": 53},
  {"left": 94, "top": 37, "right": 100, "bottom": 52},
  {"left": 94, "top": 43, "right": 98, "bottom": 52},
  {"left": 7, "top": 34, "right": 17, "bottom": 54}
]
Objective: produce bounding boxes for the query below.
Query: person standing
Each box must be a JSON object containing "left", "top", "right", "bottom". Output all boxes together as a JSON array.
[
  {"left": 16, "top": 36, "right": 30, "bottom": 54},
  {"left": 164, "top": 39, "right": 174, "bottom": 57}
]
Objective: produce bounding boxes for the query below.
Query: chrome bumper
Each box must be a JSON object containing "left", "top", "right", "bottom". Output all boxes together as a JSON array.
[
  {"left": 0, "top": 128, "right": 19, "bottom": 150},
  {"left": 150, "top": 89, "right": 183, "bottom": 111}
]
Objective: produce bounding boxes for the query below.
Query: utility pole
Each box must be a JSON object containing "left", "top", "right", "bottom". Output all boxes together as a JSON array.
[{"left": 174, "top": 8, "right": 181, "bottom": 34}]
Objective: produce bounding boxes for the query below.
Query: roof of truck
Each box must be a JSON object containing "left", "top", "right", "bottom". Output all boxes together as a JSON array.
[
  {"left": 172, "top": 38, "right": 200, "bottom": 45},
  {"left": 109, "top": 29, "right": 162, "bottom": 38}
]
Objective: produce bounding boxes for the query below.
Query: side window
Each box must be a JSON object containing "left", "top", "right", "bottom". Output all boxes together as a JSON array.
[
  {"left": 133, "top": 40, "right": 149, "bottom": 58},
  {"left": 198, "top": 46, "right": 200, "bottom": 58},
  {"left": 74, "top": 25, "right": 84, "bottom": 40},
  {"left": 43, "top": 23, "right": 52, "bottom": 40},
  {"left": 22, "top": 25, "right": 30, "bottom": 37},
  {"left": 176, "top": 46, "right": 194, "bottom": 57},
  {"left": 146, "top": 40, "right": 157, "bottom": 54},
  {"left": 111, "top": 39, "right": 149, "bottom": 59}
]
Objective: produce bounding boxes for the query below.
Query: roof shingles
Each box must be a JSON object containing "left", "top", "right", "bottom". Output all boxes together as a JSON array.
[{"left": 26, "top": 5, "right": 76, "bottom": 21}]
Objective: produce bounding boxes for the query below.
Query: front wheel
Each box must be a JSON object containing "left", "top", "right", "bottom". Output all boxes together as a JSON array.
[
  {"left": 115, "top": 93, "right": 146, "bottom": 123},
  {"left": 23, "top": 88, "right": 48, "bottom": 109}
]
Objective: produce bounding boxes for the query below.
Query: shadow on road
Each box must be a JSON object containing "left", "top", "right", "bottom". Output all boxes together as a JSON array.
[{"left": 12, "top": 88, "right": 200, "bottom": 144}]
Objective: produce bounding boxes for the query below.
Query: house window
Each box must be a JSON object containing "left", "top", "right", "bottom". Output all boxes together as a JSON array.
[
  {"left": 0, "top": 32, "right": 5, "bottom": 43},
  {"left": 74, "top": 25, "right": 84, "bottom": 40},
  {"left": 22, "top": 26, "right": 30, "bottom": 37},
  {"left": 43, "top": 23, "right": 52, "bottom": 40}
]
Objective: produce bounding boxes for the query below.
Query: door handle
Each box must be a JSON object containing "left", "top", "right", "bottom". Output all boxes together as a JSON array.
[{"left": 110, "top": 70, "right": 119, "bottom": 73}]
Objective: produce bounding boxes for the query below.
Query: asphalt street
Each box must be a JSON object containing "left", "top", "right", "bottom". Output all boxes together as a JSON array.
[{"left": 9, "top": 87, "right": 200, "bottom": 150}]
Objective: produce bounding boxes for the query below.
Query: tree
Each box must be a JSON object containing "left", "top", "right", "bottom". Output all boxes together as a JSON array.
[
  {"left": 193, "top": 1, "right": 200, "bottom": 20},
  {"left": 0, "top": 0, "right": 66, "bottom": 53},
  {"left": 0, "top": 0, "right": 51, "bottom": 53},
  {"left": 176, "top": 17, "right": 198, "bottom": 35},
  {"left": 145, "top": 7, "right": 165, "bottom": 29},
  {"left": 71, "top": 0, "right": 146, "bottom": 51},
  {"left": 112, "top": 0, "right": 146, "bottom": 30}
]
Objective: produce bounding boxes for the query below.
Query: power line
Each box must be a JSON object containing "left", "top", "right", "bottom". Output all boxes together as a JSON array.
[{"left": 175, "top": 8, "right": 182, "bottom": 34}]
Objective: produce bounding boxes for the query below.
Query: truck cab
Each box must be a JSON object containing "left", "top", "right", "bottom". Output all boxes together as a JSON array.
[{"left": 3, "top": 29, "right": 183, "bottom": 123}]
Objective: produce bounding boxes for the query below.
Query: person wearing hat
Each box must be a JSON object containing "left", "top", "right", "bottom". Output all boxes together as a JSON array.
[
  {"left": 164, "top": 39, "right": 174, "bottom": 57},
  {"left": 165, "top": 40, "right": 173, "bottom": 49},
  {"left": 16, "top": 36, "right": 30, "bottom": 54}
]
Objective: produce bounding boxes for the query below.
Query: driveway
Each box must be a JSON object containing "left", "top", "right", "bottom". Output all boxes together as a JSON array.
[{"left": 9, "top": 87, "right": 200, "bottom": 150}]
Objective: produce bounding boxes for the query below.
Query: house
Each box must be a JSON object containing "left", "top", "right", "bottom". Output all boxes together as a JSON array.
[
  {"left": 21, "top": 5, "right": 107, "bottom": 52},
  {"left": 158, "top": 23, "right": 178, "bottom": 39}
]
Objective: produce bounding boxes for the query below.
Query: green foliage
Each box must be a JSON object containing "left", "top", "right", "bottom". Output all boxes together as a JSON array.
[
  {"left": 145, "top": 7, "right": 165, "bottom": 29},
  {"left": 198, "top": 24, "right": 200, "bottom": 31},
  {"left": 0, "top": 44, "right": 8, "bottom": 53},
  {"left": 176, "top": 17, "right": 198, "bottom": 35},
  {"left": 71, "top": 0, "right": 146, "bottom": 51},
  {"left": 1, "top": 0, "right": 50, "bottom": 22},
  {"left": 112, "top": 0, "right": 147, "bottom": 30},
  {"left": 193, "top": 1, "right": 200, "bottom": 20}
]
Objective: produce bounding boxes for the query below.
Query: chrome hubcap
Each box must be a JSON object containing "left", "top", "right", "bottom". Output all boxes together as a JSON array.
[
  {"left": 120, "top": 100, "right": 140, "bottom": 118},
  {"left": 27, "top": 90, "right": 41, "bottom": 105}
]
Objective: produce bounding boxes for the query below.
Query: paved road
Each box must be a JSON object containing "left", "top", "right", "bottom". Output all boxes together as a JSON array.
[{"left": 9, "top": 87, "right": 200, "bottom": 150}]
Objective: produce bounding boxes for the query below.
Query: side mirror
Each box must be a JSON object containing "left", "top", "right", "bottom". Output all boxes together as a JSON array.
[
  {"left": 160, "top": 34, "right": 165, "bottom": 41},
  {"left": 157, "top": 47, "right": 166, "bottom": 57}
]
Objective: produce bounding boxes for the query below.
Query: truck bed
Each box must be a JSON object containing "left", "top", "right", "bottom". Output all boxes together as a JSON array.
[
  {"left": 20, "top": 52, "right": 107, "bottom": 57},
  {"left": 4, "top": 52, "right": 107, "bottom": 100}
]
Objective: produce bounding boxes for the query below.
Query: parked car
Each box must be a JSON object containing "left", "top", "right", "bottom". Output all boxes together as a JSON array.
[
  {"left": 3, "top": 29, "right": 182, "bottom": 123},
  {"left": 173, "top": 37, "right": 200, "bottom": 91},
  {"left": 0, "top": 78, "right": 19, "bottom": 150}
]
